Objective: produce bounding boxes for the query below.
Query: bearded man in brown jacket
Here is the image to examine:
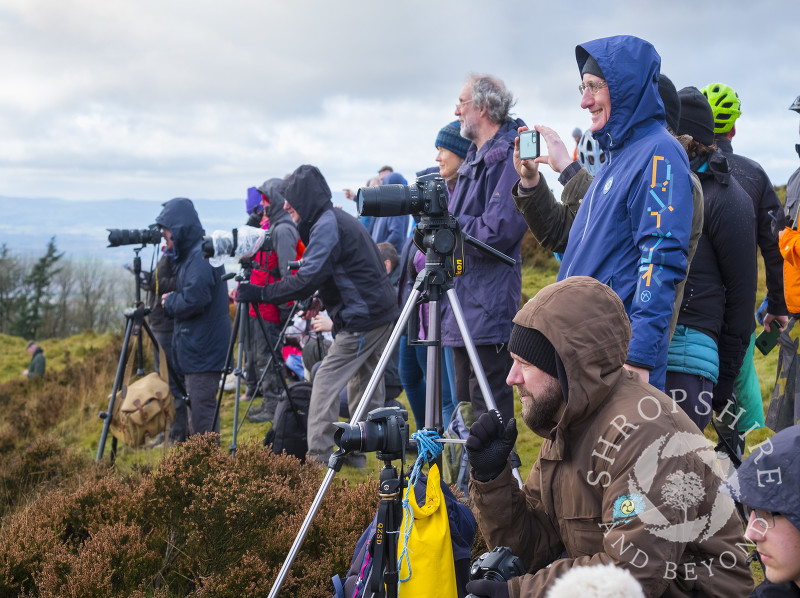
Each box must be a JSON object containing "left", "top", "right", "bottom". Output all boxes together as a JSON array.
[{"left": 464, "top": 277, "right": 753, "bottom": 598}]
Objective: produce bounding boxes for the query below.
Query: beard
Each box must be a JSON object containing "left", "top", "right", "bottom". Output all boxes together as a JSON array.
[
  {"left": 460, "top": 118, "right": 476, "bottom": 141},
  {"left": 518, "top": 376, "right": 564, "bottom": 431}
]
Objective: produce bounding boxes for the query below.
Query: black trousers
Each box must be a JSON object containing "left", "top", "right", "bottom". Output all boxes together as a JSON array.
[{"left": 452, "top": 343, "right": 514, "bottom": 424}]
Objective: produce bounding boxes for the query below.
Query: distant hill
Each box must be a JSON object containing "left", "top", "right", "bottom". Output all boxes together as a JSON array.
[{"left": 0, "top": 192, "right": 353, "bottom": 263}]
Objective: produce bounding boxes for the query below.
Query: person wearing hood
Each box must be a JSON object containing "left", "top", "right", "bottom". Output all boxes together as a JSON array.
[
  {"left": 512, "top": 72, "right": 703, "bottom": 350},
  {"left": 441, "top": 74, "right": 529, "bottom": 426},
  {"left": 241, "top": 179, "right": 302, "bottom": 424},
  {"left": 663, "top": 87, "right": 757, "bottom": 439},
  {"left": 464, "top": 277, "right": 753, "bottom": 598},
  {"left": 723, "top": 425, "right": 800, "bottom": 597},
  {"left": 370, "top": 171, "right": 410, "bottom": 256},
  {"left": 236, "top": 164, "right": 399, "bottom": 467},
  {"left": 156, "top": 197, "right": 231, "bottom": 437},
  {"left": 23, "top": 341, "right": 45, "bottom": 378},
  {"left": 511, "top": 36, "right": 695, "bottom": 392}
]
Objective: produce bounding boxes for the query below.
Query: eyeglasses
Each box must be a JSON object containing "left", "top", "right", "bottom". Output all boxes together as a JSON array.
[
  {"left": 749, "top": 508, "right": 779, "bottom": 534},
  {"left": 579, "top": 80, "right": 608, "bottom": 95},
  {"left": 455, "top": 99, "right": 474, "bottom": 110}
]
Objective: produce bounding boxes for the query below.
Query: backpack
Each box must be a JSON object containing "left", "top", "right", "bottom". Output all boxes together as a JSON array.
[
  {"left": 332, "top": 473, "right": 476, "bottom": 598},
  {"left": 441, "top": 401, "right": 475, "bottom": 497},
  {"left": 109, "top": 338, "right": 175, "bottom": 448},
  {"left": 263, "top": 380, "right": 312, "bottom": 461}
]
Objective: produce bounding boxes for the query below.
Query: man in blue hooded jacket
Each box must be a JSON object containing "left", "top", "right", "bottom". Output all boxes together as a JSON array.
[
  {"left": 514, "top": 36, "right": 693, "bottom": 391},
  {"left": 156, "top": 197, "right": 231, "bottom": 437}
]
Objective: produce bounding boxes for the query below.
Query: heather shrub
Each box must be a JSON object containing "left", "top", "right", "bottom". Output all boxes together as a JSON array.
[
  {"left": 0, "top": 424, "right": 475, "bottom": 597},
  {"left": 0, "top": 433, "right": 95, "bottom": 519},
  {"left": 37, "top": 523, "right": 163, "bottom": 598}
]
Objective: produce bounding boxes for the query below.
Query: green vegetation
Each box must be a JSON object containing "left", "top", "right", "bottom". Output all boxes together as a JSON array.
[{"left": 0, "top": 247, "right": 780, "bottom": 595}]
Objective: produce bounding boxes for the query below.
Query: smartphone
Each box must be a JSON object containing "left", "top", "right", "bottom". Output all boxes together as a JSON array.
[
  {"left": 519, "top": 130, "right": 540, "bottom": 160},
  {"left": 755, "top": 322, "right": 783, "bottom": 355}
]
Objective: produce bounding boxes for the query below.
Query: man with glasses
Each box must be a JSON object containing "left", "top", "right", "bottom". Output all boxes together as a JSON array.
[
  {"left": 724, "top": 425, "right": 800, "bottom": 595},
  {"left": 511, "top": 36, "right": 694, "bottom": 392},
  {"left": 441, "top": 74, "right": 529, "bottom": 425}
]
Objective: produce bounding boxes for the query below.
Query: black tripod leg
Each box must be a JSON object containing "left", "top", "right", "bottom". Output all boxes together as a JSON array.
[
  {"left": 445, "top": 287, "right": 524, "bottom": 487},
  {"left": 213, "top": 301, "right": 244, "bottom": 433},
  {"left": 96, "top": 314, "right": 136, "bottom": 461}
]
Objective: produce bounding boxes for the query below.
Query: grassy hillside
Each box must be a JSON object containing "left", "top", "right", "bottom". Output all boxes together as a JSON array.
[{"left": 0, "top": 251, "right": 781, "bottom": 595}]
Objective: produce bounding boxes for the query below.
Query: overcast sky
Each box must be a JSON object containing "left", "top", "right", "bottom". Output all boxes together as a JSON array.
[{"left": 2, "top": 0, "right": 799, "bottom": 204}]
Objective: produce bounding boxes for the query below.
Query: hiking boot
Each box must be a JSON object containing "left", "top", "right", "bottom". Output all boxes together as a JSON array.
[
  {"left": 342, "top": 451, "right": 366, "bottom": 470},
  {"left": 305, "top": 451, "right": 332, "bottom": 467},
  {"left": 147, "top": 432, "right": 165, "bottom": 449},
  {"left": 249, "top": 397, "right": 278, "bottom": 423}
]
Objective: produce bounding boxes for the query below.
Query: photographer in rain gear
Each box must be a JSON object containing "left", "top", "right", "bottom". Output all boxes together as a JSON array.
[
  {"left": 243, "top": 178, "right": 302, "bottom": 423},
  {"left": 156, "top": 197, "right": 230, "bottom": 437},
  {"left": 465, "top": 277, "right": 752, "bottom": 598},
  {"left": 236, "top": 165, "right": 399, "bottom": 466}
]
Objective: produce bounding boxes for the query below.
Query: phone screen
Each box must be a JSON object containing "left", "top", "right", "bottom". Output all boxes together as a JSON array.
[{"left": 519, "top": 130, "right": 540, "bottom": 160}]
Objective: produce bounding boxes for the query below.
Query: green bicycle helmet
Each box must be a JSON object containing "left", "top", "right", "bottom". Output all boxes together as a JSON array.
[{"left": 701, "top": 82, "right": 741, "bottom": 134}]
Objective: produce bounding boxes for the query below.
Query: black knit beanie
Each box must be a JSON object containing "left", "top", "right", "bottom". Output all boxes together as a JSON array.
[
  {"left": 658, "top": 74, "right": 681, "bottom": 134},
  {"left": 678, "top": 86, "right": 715, "bottom": 146},
  {"left": 508, "top": 326, "right": 558, "bottom": 379},
  {"left": 581, "top": 55, "right": 605, "bottom": 79}
]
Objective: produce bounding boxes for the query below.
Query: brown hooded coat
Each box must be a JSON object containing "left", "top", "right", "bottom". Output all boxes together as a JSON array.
[{"left": 469, "top": 277, "right": 753, "bottom": 597}]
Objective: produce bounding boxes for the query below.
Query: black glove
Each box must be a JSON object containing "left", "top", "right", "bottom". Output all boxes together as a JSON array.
[
  {"left": 246, "top": 207, "right": 263, "bottom": 227},
  {"left": 466, "top": 410, "right": 517, "bottom": 482},
  {"left": 465, "top": 578, "right": 510, "bottom": 598},
  {"left": 236, "top": 283, "right": 264, "bottom": 304},
  {"left": 712, "top": 376, "right": 735, "bottom": 413}
]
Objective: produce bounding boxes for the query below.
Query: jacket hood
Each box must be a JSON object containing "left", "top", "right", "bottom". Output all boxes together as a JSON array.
[
  {"left": 723, "top": 425, "right": 800, "bottom": 532},
  {"left": 257, "top": 178, "right": 294, "bottom": 228},
  {"left": 155, "top": 197, "right": 204, "bottom": 260},
  {"left": 576, "top": 36, "right": 665, "bottom": 151},
  {"left": 282, "top": 165, "right": 332, "bottom": 241},
  {"left": 382, "top": 172, "right": 408, "bottom": 185},
  {"left": 513, "top": 277, "right": 629, "bottom": 436}
]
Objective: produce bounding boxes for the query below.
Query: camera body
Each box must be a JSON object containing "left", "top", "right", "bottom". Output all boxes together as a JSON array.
[
  {"left": 467, "top": 546, "right": 525, "bottom": 593},
  {"left": 356, "top": 173, "right": 449, "bottom": 218},
  {"left": 107, "top": 224, "right": 162, "bottom": 247},
  {"left": 333, "top": 406, "right": 408, "bottom": 460}
]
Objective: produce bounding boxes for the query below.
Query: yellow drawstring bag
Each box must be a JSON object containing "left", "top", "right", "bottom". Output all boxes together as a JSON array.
[{"left": 397, "top": 464, "right": 458, "bottom": 597}]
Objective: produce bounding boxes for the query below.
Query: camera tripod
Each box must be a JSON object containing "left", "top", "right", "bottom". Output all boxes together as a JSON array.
[
  {"left": 96, "top": 247, "right": 178, "bottom": 461},
  {"left": 267, "top": 201, "right": 524, "bottom": 597},
  {"left": 213, "top": 258, "right": 306, "bottom": 458}
]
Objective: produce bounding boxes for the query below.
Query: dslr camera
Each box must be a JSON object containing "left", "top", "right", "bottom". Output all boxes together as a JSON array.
[
  {"left": 465, "top": 546, "right": 525, "bottom": 598},
  {"left": 107, "top": 224, "right": 162, "bottom": 247},
  {"left": 333, "top": 406, "right": 408, "bottom": 460},
  {"left": 356, "top": 173, "right": 448, "bottom": 218}
]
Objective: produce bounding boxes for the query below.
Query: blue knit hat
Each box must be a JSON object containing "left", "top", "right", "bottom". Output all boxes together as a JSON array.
[
  {"left": 435, "top": 120, "right": 472, "bottom": 159},
  {"left": 245, "top": 186, "right": 261, "bottom": 214}
]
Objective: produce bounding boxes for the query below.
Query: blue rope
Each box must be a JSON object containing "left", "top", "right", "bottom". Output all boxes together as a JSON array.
[{"left": 397, "top": 429, "right": 444, "bottom": 584}]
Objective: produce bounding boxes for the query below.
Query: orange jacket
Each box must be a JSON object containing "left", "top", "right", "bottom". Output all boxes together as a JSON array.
[{"left": 780, "top": 227, "right": 800, "bottom": 314}]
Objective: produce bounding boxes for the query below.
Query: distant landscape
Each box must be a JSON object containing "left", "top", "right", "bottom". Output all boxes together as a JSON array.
[{"left": 0, "top": 191, "right": 353, "bottom": 263}]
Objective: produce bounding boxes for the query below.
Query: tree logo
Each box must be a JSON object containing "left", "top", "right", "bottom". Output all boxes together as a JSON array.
[{"left": 628, "top": 432, "right": 734, "bottom": 543}]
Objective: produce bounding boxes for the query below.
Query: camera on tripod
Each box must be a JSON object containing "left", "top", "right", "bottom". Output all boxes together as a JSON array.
[
  {"left": 201, "top": 225, "right": 272, "bottom": 267},
  {"left": 333, "top": 406, "right": 409, "bottom": 460},
  {"left": 465, "top": 546, "right": 525, "bottom": 598},
  {"left": 107, "top": 224, "right": 162, "bottom": 247},
  {"left": 357, "top": 173, "right": 448, "bottom": 217}
]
